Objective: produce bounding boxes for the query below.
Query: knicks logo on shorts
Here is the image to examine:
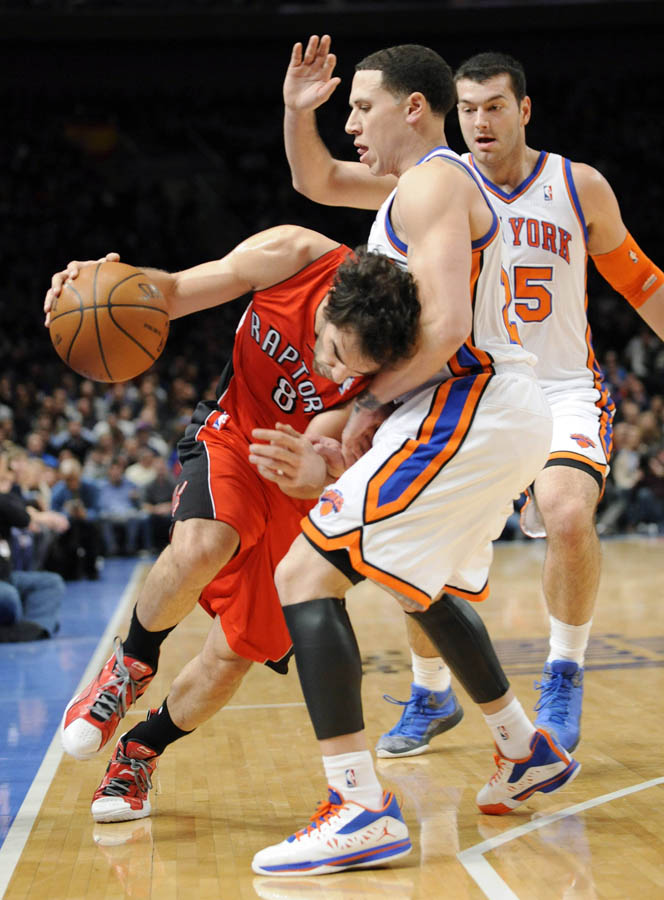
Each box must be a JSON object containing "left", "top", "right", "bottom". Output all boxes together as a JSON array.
[
  {"left": 570, "top": 433, "right": 596, "bottom": 449},
  {"left": 319, "top": 488, "right": 344, "bottom": 516},
  {"left": 171, "top": 480, "right": 188, "bottom": 515}
]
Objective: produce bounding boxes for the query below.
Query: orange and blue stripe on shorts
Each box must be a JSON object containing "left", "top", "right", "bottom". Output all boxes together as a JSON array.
[{"left": 364, "top": 372, "right": 493, "bottom": 524}]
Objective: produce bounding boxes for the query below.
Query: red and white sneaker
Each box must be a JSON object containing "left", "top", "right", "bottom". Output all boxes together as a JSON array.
[
  {"left": 476, "top": 728, "right": 581, "bottom": 815},
  {"left": 60, "top": 637, "right": 155, "bottom": 760},
  {"left": 91, "top": 735, "right": 159, "bottom": 823}
]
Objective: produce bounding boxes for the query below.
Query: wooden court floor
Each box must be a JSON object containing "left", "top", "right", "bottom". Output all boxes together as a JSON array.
[{"left": 3, "top": 537, "right": 663, "bottom": 900}]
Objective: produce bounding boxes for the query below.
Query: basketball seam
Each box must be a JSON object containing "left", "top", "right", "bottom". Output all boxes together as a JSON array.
[
  {"left": 59, "top": 282, "right": 85, "bottom": 365},
  {"left": 93, "top": 263, "right": 113, "bottom": 381},
  {"left": 104, "top": 274, "right": 168, "bottom": 367}
]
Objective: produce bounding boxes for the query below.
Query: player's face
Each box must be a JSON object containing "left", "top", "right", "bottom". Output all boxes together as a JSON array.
[
  {"left": 345, "top": 70, "right": 408, "bottom": 177},
  {"left": 456, "top": 74, "right": 530, "bottom": 169},
  {"left": 313, "top": 317, "right": 380, "bottom": 384}
]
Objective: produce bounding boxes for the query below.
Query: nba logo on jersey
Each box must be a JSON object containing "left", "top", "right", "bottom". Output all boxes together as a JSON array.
[
  {"left": 345, "top": 768, "right": 357, "bottom": 788},
  {"left": 339, "top": 376, "right": 355, "bottom": 395},
  {"left": 543, "top": 185, "right": 553, "bottom": 201},
  {"left": 212, "top": 412, "right": 229, "bottom": 431}
]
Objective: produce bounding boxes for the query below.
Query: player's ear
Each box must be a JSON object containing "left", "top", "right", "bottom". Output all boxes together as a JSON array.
[
  {"left": 520, "top": 95, "right": 532, "bottom": 127},
  {"left": 405, "top": 92, "right": 426, "bottom": 124}
]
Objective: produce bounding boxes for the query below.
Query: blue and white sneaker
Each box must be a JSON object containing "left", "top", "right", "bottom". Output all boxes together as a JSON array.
[
  {"left": 251, "top": 788, "right": 411, "bottom": 876},
  {"left": 534, "top": 660, "right": 584, "bottom": 752},
  {"left": 476, "top": 728, "right": 581, "bottom": 815},
  {"left": 375, "top": 684, "right": 463, "bottom": 758}
]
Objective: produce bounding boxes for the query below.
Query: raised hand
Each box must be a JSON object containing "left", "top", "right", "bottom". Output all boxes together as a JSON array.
[{"left": 283, "top": 34, "right": 341, "bottom": 112}]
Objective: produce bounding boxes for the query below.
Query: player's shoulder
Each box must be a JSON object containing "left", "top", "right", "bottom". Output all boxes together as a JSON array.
[
  {"left": 567, "top": 161, "right": 617, "bottom": 213},
  {"left": 568, "top": 160, "right": 609, "bottom": 191},
  {"left": 398, "top": 153, "right": 475, "bottom": 205},
  {"left": 261, "top": 224, "right": 342, "bottom": 262}
]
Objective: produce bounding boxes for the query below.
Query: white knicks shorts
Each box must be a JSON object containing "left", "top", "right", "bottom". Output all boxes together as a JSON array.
[
  {"left": 302, "top": 366, "right": 552, "bottom": 610},
  {"left": 520, "top": 391, "right": 614, "bottom": 539}
]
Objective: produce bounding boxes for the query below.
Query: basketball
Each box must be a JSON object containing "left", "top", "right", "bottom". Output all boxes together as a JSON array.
[{"left": 49, "top": 261, "right": 170, "bottom": 382}]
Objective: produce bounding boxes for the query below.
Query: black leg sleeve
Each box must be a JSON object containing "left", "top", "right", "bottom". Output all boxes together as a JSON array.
[
  {"left": 283, "top": 597, "right": 364, "bottom": 741},
  {"left": 413, "top": 593, "right": 510, "bottom": 704}
]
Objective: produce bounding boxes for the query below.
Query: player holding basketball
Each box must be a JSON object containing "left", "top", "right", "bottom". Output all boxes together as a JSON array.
[
  {"left": 44, "top": 225, "right": 421, "bottom": 822},
  {"left": 251, "top": 42, "right": 579, "bottom": 877},
  {"left": 281, "top": 37, "right": 664, "bottom": 760}
]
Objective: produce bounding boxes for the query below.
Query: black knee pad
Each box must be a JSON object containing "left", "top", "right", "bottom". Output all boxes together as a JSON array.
[
  {"left": 283, "top": 597, "right": 364, "bottom": 741},
  {"left": 412, "top": 593, "right": 509, "bottom": 704}
]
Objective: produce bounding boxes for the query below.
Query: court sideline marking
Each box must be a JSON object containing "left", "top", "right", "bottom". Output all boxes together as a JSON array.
[
  {"left": 457, "top": 775, "right": 664, "bottom": 899},
  {"left": 0, "top": 563, "right": 145, "bottom": 900}
]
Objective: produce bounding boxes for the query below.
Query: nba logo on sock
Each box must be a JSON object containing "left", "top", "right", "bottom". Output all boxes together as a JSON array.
[
  {"left": 498, "top": 725, "right": 510, "bottom": 741},
  {"left": 345, "top": 768, "right": 357, "bottom": 788}
]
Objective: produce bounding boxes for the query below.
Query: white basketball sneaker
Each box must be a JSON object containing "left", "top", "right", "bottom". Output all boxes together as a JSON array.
[
  {"left": 477, "top": 728, "right": 581, "bottom": 815},
  {"left": 252, "top": 788, "right": 411, "bottom": 876}
]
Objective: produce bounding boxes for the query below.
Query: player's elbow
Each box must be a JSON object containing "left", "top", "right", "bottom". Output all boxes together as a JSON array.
[
  {"left": 291, "top": 171, "right": 330, "bottom": 204},
  {"left": 430, "top": 308, "right": 472, "bottom": 354}
]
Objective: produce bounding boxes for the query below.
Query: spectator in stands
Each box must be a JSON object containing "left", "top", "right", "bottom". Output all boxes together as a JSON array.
[
  {"left": 631, "top": 444, "right": 664, "bottom": 534},
  {"left": 597, "top": 423, "right": 644, "bottom": 535},
  {"left": 142, "top": 455, "right": 176, "bottom": 552},
  {"left": 50, "top": 457, "right": 102, "bottom": 579},
  {"left": 125, "top": 447, "right": 157, "bottom": 489},
  {"left": 0, "top": 448, "right": 67, "bottom": 642},
  {"left": 49, "top": 412, "right": 96, "bottom": 463},
  {"left": 97, "top": 458, "right": 150, "bottom": 556}
]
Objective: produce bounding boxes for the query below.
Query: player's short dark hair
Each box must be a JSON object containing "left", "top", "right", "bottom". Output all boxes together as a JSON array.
[
  {"left": 454, "top": 51, "right": 527, "bottom": 103},
  {"left": 356, "top": 45, "right": 455, "bottom": 116},
  {"left": 326, "top": 247, "right": 420, "bottom": 368}
]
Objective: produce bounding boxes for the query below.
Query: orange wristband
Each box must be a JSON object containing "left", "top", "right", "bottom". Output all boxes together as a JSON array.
[{"left": 592, "top": 232, "right": 664, "bottom": 308}]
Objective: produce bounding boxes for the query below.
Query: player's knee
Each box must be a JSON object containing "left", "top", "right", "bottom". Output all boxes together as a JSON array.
[
  {"left": 169, "top": 518, "right": 239, "bottom": 580},
  {"left": 202, "top": 642, "right": 251, "bottom": 686},
  {"left": 541, "top": 494, "right": 597, "bottom": 544},
  {"left": 274, "top": 552, "right": 299, "bottom": 607}
]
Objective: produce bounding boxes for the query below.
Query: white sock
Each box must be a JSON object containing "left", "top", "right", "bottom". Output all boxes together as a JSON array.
[
  {"left": 483, "top": 698, "right": 536, "bottom": 759},
  {"left": 411, "top": 651, "right": 451, "bottom": 693},
  {"left": 322, "top": 750, "right": 383, "bottom": 809},
  {"left": 547, "top": 615, "right": 592, "bottom": 666}
]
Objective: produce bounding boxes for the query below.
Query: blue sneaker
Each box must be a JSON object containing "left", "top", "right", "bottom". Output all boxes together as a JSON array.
[
  {"left": 375, "top": 683, "right": 463, "bottom": 758},
  {"left": 251, "top": 788, "right": 411, "bottom": 876},
  {"left": 476, "top": 728, "right": 580, "bottom": 815},
  {"left": 534, "top": 660, "right": 584, "bottom": 752}
]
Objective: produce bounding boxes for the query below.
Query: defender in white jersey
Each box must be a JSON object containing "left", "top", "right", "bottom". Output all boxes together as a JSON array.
[
  {"left": 374, "top": 51, "right": 664, "bottom": 760},
  {"left": 251, "top": 40, "right": 580, "bottom": 878}
]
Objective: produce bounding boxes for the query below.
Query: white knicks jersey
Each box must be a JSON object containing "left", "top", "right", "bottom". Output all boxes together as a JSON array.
[
  {"left": 368, "top": 145, "right": 535, "bottom": 382},
  {"left": 463, "top": 150, "right": 612, "bottom": 410}
]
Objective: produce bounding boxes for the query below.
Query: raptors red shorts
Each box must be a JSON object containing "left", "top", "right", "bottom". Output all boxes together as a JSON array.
[{"left": 174, "top": 401, "right": 313, "bottom": 666}]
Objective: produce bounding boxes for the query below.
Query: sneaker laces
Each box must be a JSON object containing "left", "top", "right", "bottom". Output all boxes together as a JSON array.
[
  {"left": 487, "top": 752, "right": 507, "bottom": 786},
  {"left": 294, "top": 797, "right": 345, "bottom": 840},
  {"left": 534, "top": 670, "right": 573, "bottom": 725},
  {"left": 101, "top": 746, "right": 154, "bottom": 798},
  {"left": 90, "top": 638, "right": 144, "bottom": 723},
  {"left": 382, "top": 692, "right": 429, "bottom": 731}
]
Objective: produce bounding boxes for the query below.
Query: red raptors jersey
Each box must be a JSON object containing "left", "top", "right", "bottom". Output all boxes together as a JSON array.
[{"left": 218, "top": 244, "right": 368, "bottom": 437}]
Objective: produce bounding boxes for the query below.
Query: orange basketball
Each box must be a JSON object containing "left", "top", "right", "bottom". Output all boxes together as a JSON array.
[{"left": 49, "top": 261, "right": 170, "bottom": 382}]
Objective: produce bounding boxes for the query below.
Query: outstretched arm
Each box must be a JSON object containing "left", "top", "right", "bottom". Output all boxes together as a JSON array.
[
  {"left": 44, "top": 226, "right": 339, "bottom": 324},
  {"left": 284, "top": 34, "right": 395, "bottom": 209}
]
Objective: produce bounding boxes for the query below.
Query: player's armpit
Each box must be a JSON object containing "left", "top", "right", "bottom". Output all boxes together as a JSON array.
[{"left": 592, "top": 231, "right": 664, "bottom": 309}]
